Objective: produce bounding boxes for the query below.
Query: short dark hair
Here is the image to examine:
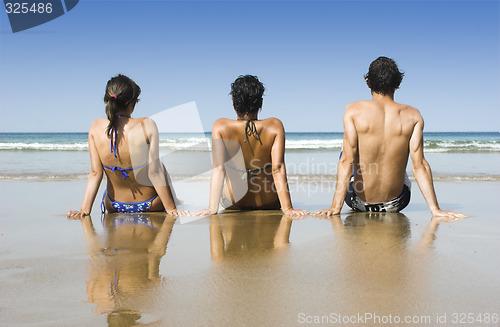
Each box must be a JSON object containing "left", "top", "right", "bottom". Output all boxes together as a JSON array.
[
  {"left": 364, "top": 57, "right": 404, "bottom": 95},
  {"left": 229, "top": 75, "right": 265, "bottom": 115},
  {"left": 103, "top": 74, "right": 141, "bottom": 137}
]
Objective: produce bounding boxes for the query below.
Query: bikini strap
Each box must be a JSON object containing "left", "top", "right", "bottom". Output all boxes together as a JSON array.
[
  {"left": 103, "top": 162, "right": 148, "bottom": 179},
  {"left": 103, "top": 165, "right": 131, "bottom": 178},
  {"left": 241, "top": 119, "right": 261, "bottom": 143}
]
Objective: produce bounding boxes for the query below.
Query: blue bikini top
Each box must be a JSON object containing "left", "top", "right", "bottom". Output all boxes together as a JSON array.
[{"left": 103, "top": 115, "right": 149, "bottom": 178}]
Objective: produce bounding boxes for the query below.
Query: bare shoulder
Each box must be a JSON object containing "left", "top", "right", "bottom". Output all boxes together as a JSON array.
[
  {"left": 261, "top": 117, "right": 284, "bottom": 133},
  {"left": 212, "top": 118, "right": 231, "bottom": 132},
  {"left": 262, "top": 117, "right": 283, "bottom": 127},
  {"left": 138, "top": 117, "right": 159, "bottom": 137},
  {"left": 400, "top": 104, "right": 423, "bottom": 123},
  {"left": 141, "top": 117, "right": 158, "bottom": 128},
  {"left": 345, "top": 100, "right": 370, "bottom": 115},
  {"left": 89, "top": 118, "right": 107, "bottom": 134}
]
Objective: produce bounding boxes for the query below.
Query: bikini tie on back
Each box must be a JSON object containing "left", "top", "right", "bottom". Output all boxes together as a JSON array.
[
  {"left": 103, "top": 165, "right": 131, "bottom": 178},
  {"left": 240, "top": 119, "right": 261, "bottom": 143},
  {"left": 102, "top": 162, "right": 147, "bottom": 179},
  {"left": 104, "top": 116, "right": 149, "bottom": 178}
]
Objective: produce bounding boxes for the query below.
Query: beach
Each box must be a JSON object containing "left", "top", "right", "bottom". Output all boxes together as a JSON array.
[
  {"left": 0, "top": 133, "right": 499, "bottom": 326},
  {"left": 1, "top": 0, "right": 499, "bottom": 324}
]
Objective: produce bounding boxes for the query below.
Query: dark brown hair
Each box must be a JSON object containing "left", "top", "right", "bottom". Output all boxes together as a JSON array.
[
  {"left": 103, "top": 74, "right": 141, "bottom": 136},
  {"left": 229, "top": 75, "right": 265, "bottom": 115},
  {"left": 364, "top": 57, "right": 404, "bottom": 95}
]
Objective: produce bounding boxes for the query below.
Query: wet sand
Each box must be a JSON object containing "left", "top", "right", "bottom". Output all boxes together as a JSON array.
[{"left": 0, "top": 179, "right": 499, "bottom": 326}]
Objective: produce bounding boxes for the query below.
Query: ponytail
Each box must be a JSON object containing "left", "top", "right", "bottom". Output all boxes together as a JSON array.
[
  {"left": 105, "top": 93, "right": 119, "bottom": 137},
  {"left": 103, "top": 74, "right": 141, "bottom": 137}
]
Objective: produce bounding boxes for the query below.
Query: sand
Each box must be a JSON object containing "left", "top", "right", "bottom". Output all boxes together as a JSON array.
[{"left": 0, "top": 179, "right": 499, "bottom": 326}]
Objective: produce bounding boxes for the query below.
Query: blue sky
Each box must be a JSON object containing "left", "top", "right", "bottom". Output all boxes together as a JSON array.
[{"left": 1, "top": 0, "right": 498, "bottom": 132}]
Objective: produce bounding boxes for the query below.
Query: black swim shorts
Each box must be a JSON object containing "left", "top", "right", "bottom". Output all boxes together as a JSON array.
[{"left": 345, "top": 175, "right": 411, "bottom": 213}]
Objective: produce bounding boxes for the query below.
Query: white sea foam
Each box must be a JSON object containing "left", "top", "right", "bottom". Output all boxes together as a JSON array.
[
  {"left": 285, "top": 139, "right": 343, "bottom": 150},
  {"left": 1, "top": 133, "right": 499, "bottom": 152},
  {"left": 0, "top": 142, "right": 88, "bottom": 151},
  {"left": 424, "top": 140, "right": 500, "bottom": 152}
]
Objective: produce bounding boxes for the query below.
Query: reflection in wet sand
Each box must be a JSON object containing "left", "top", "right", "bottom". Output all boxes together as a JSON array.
[
  {"left": 203, "top": 212, "right": 452, "bottom": 326},
  {"left": 78, "top": 213, "right": 174, "bottom": 326},
  {"left": 328, "top": 212, "right": 420, "bottom": 316},
  {"left": 323, "top": 212, "right": 470, "bottom": 324},
  {"left": 209, "top": 210, "right": 293, "bottom": 262},
  {"left": 70, "top": 211, "right": 496, "bottom": 326}
]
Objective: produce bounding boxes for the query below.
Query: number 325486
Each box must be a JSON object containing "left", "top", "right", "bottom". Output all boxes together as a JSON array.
[{"left": 5, "top": 2, "right": 53, "bottom": 14}]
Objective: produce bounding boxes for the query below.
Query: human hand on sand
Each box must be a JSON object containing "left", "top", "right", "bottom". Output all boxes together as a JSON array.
[
  {"left": 431, "top": 209, "right": 467, "bottom": 222},
  {"left": 283, "top": 208, "right": 308, "bottom": 219},
  {"left": 165, "top": 208, "right": 189, "bottom": 216},
  {"left": 311, "top": 207, "right": 341, "bottom": 217},
  {"left": 66, "top": 210, "right": 90, "bottom": 219},
  {"left": 190, "top": 208, "right": 218, "bottom": 216}
]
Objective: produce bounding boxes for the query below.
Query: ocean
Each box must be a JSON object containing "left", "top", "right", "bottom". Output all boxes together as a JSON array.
[{"left": 1, "top": 132, "right": 499, "bottom": 182}]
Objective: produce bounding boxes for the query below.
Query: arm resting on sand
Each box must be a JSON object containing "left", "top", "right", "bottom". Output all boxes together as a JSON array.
[
  {"left": 313, "top": 108, "right": 357, "bottom": 216},
  {"left": 207, "top": 164, "right": 225, "bottom": 214},
  {"left": 68, "top": 127, "right": 103, "bottom": 217},
  {"left": 271, "top": 121, "right": 307, "bottom": 217},
  {"left": 146, "top": 119, "right": 180, "bottom": 215},
  {"left": 192, "top": 125, "right": 226, "bottom": 216},
  {"left": 409, "top": 116, "right": 466, "bottom": 219}
]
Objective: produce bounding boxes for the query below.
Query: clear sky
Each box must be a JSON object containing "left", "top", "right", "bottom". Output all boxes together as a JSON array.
[{"left": 1, "top": 0, "right": 499, "bottom": 132}]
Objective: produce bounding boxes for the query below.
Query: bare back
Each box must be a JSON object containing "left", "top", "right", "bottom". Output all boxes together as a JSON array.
[
  {"left": 347, "top": 98, "right": 420, "bottom": 202},
  {"left": 89, "top": 117, "right": 157, "bottom": 204},
  {"left": 212, "top": 117, "right": 284, "bottom": 208}
]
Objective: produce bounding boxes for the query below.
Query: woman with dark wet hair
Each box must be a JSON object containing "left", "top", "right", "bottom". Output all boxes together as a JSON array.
[
  {"left": 195, "top": 75, "right": 306, "bottom": 217},
  {"left": 68, "top": 74, "right": 184, "bottom": 217}
]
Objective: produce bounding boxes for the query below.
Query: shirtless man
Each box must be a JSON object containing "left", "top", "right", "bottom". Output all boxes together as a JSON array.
[
  {"left": 314, "top": 57, "right": 466, "bottom": 219},
  {"left": 195, "top": 75, "right": 307, "bottom": 217}
]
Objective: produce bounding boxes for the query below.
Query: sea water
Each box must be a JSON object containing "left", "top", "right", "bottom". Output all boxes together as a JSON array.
[{"left": 1, "top": 132, "right": 499, "bottom": 181}]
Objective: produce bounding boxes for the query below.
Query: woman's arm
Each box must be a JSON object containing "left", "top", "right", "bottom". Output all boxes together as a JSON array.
[
  {"left": 145, "top": 119, "right": 180, "bottom": 215},
  {"left": 207, "top": 124, "right": 227, "bottom": 214},
  {"left": 67, "top": 125, "right": 103, "bottom": 217},
  {"left": 193, "top": 122, "right": 226, "bottom": 216},
  {"left": 271, "top": 119, "right": 307, "bottom": 217}
]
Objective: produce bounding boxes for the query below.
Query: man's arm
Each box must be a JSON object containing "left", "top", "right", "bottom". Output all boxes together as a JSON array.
[
  {"left": 409, "top": 114, "right": 466, "bottom": 219},
  {"left": 313, "top": 106, "right": 357, "bottom": 216}
]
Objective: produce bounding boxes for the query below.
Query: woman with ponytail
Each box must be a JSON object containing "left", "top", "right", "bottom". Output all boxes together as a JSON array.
[{"left": 68, "top": 74, "right": 185, "bottom": 217}]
